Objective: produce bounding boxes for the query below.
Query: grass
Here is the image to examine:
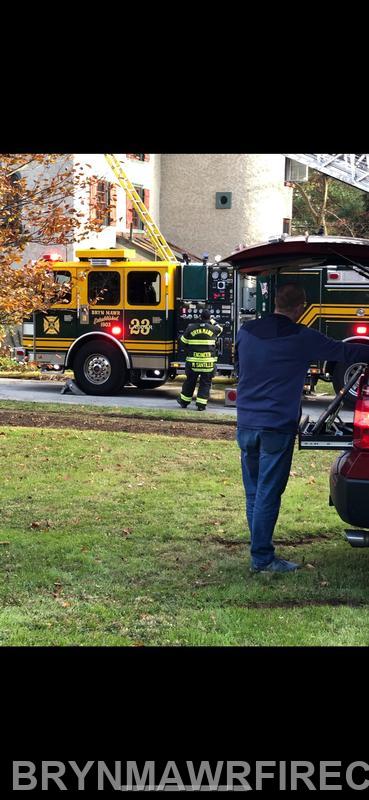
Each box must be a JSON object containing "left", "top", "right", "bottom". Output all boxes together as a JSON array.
[
  {"left": 1, "top": 420, "right": 369, "bottom": 646},
  {"left": 316, "top": 380, "right": 335, "bottom": 396}
]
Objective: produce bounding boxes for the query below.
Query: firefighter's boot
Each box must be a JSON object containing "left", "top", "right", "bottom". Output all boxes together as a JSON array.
[{"left": 176, "top": 396, "right": 189, "bottom": 409}]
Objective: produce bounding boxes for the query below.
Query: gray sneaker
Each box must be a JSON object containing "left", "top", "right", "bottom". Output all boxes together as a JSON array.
[{"left": 250, "top": 558, "right": 303, "bottom": 574}]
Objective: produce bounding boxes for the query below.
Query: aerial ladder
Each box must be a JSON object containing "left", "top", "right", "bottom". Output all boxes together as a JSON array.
[
  {"left": 104, "top": 154, "right": 178, "bottom": 263},
  {"left": 282, "top": 154, "right": 369, "bottom": 193}
]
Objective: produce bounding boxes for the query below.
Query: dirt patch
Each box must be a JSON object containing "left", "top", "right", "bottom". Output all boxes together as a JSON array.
[
  {"left": 236, "top": 599, "right": 368, "bottom": 609},
  {"left": 0, "top": 409, "right": 236, "bottom": 441},
  {"left": 206, "top": 534, "right": 333, "bottom": 548}
]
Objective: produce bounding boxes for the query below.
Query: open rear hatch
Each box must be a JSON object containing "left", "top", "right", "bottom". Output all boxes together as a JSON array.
[{"left": 298, "top": 365, "right": 363, "bottom": 450}]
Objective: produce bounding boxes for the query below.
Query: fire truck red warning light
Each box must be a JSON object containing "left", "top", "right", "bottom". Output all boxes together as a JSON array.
[
  {"left": 111, "top": 325, "right": 122, "bottom": 336},
  {"left": 354, "top": 324, "right": 368, "bottom": 335},
  {"left": 42, "top": 253, "right": 62, "bottom": 262}
]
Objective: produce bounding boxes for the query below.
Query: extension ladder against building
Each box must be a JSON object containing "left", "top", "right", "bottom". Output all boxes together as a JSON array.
[
  {"left": 283, "top": 154, "right": 369, "bottom": 193},
  {"left": 104, "top": 153, "right": 178, "bottom": 263}
]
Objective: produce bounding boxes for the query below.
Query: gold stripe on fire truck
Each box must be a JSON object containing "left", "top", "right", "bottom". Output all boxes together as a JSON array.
[{"left": 297, "top": 304, "right": 369, "bottom": 327}]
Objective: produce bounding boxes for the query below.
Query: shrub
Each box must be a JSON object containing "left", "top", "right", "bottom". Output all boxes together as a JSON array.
[{"left": 0, "top": 356, "right": 35, "bottom": 372}]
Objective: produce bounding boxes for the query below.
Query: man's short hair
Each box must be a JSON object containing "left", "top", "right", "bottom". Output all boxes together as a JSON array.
[
  {"left": 201, "top": 309, "right": 211, "bottom": 321},
  {"left": 275, "top": 283, "right": 306, "bottom": 312}
]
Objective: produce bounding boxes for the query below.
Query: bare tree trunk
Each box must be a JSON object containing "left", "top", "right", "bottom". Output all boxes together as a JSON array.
[{"left": 317, "top": 176, "right": 330, "bottom": 234}]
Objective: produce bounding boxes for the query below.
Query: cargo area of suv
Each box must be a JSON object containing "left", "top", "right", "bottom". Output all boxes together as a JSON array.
[{"left": 299, "top": 365, "right": 369, "bottom": 543}]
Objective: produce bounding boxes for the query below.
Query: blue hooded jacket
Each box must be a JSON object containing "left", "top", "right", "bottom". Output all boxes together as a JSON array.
[{"left": 235, "top": 314, "right": 369, "bottom": 433}]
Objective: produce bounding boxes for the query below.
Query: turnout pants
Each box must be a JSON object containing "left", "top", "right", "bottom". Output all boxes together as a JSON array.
[{"left": 180, "top": 366, "right": 215, "bottom": 406}]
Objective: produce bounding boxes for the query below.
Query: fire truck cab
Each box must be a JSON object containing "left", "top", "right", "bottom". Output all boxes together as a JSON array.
[{"left": 21, "top": 249, "right": 237, "bottom": 395}]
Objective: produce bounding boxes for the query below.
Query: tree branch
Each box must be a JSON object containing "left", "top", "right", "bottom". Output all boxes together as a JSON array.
[{"left": 293, "top": 182, "right": 319, "bottom": 222}]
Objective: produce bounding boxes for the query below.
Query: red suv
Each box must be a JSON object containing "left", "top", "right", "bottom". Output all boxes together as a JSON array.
[
  {"left": 329, "top": 366, "right": 369, "bottom": 544},
  {"left": 299, "top": 365, "right": 369, "bottom": 545}
]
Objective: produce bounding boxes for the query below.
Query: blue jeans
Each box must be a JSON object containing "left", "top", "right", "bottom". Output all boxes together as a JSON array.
[{"left": 236, "top": 427, "right": 295, "bottom": 569}]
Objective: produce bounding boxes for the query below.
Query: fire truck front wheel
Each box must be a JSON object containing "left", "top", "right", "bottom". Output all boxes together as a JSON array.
[{"left": 73, "top": 341, "right": 126, "bottom": 395}]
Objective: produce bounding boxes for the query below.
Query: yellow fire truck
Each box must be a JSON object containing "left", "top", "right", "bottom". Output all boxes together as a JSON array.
[
  {"left": 20, "top": 248, "right": 235, "bottom": 394},
  {"left": 17, "top": 154, "right": 235, "bottom": 394}
]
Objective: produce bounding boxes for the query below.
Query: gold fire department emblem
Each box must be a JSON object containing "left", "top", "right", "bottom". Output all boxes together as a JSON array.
[{"left": 43, "top": 316, "right": 60, "bottom": 335}]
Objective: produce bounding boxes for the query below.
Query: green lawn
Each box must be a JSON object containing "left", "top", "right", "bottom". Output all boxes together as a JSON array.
[{"left": 1, "top": 421, "right": 369, "bottom": 646}]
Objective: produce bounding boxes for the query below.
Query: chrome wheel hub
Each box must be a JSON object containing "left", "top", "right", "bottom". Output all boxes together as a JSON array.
[{"left": 84, "top": 354, "right": 111, "bottom": 385}]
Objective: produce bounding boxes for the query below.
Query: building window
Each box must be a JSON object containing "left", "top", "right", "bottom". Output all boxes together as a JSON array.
[
  {"left": 285, "top": 158, "right": 308, "bottom": 184},
  {"left": 97, "top": 181, "right": 111, "bottom": 226},
  {"left": 283, "top": 218, "right": 292, "bottom": 234},
  {"left": 126, "top": 188, "right": 150, "bottom": 232},
  {"left": 90, "top": 179, "right": 117, "bottom": 227},
  {"left": 53, "top": 270, "right": 71, "bottom": 304},
  {"left": 127, "top": 271, "right": 160, "bottom": 306},
  {"left": 126, "top": 154, "right": 150, "bottom": 162},
  {"left": 132, "top": 187, "right": 144, "bottom": 230},
  {"left": 88, "top": 271, "right": 120, "bottom": 306}
]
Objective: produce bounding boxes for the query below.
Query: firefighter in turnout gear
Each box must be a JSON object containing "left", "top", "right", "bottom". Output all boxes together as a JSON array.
[{"left": 176, "top": 309, "right": 223, "bottom": 410}]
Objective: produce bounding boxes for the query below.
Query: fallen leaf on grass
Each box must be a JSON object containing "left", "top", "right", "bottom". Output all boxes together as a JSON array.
[
  {"left": 307, "top": 476, "right": 316, "bottom": 484},
  {"left": 30, "top": 520, "right": 52, "bottom": 530},
  {"left": 121, "top": 528, "right": 132, "bottom": 537},
  {"left": 53, "top": 581, "right": 63, "bottom": 597},
  {"left": 306, "top": 563, "right": 316, "bottom": 569},
  {"left": 320, "top": 581, "right": 329, "bottom": 587}
]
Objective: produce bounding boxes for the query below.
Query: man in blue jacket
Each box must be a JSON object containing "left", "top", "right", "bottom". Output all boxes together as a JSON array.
[{"left": 235, "top": 282, "right": 369, "bottom": 574}]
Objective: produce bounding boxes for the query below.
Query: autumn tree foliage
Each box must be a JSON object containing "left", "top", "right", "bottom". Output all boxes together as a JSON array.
[
  {"left": 0, "top": 154, "right": 110, "bottom": 334},
  {"left": 292, "top": 169, "right": 369, "bottom": 237}
]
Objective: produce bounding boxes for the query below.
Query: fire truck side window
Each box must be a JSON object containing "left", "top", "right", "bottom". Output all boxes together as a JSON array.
[
  {"left": 88, "top": 271, "right": 120, "bottom": 306},
  {"left": 127, "top": 271, "right": 160, "bottom": 306},
  {"left": 53, "top": 270, "right": 71, "bottom": 304}
]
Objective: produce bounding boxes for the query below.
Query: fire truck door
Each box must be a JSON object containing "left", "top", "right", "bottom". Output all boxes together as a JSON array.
[
  {"left": 124, "top": 268, "right": 173, "bottom": 368},
  {"left": 38, "top": 268, "right": 78, "bottom": 343}
]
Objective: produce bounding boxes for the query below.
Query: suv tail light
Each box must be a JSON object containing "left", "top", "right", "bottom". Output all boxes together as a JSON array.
[{"left": 353, "top": 370, "right": 369, "bottom": 449}]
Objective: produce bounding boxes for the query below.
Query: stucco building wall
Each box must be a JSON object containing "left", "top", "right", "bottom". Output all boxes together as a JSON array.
[{"left": 159, "top": 154, "right": 293, "bottom": 260}]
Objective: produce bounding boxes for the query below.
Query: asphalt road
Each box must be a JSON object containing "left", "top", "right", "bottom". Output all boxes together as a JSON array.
[{"left": 0, "top": 378, "right": 354, "bottom": 422}]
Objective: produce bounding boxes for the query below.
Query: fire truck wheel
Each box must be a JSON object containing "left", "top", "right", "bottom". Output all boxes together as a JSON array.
[
  {"left": 332, "top": 362, "right": 363, "bottom": 409},
  {"left": 73, "top": 341, "right": 126, "bottom": 395}
]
